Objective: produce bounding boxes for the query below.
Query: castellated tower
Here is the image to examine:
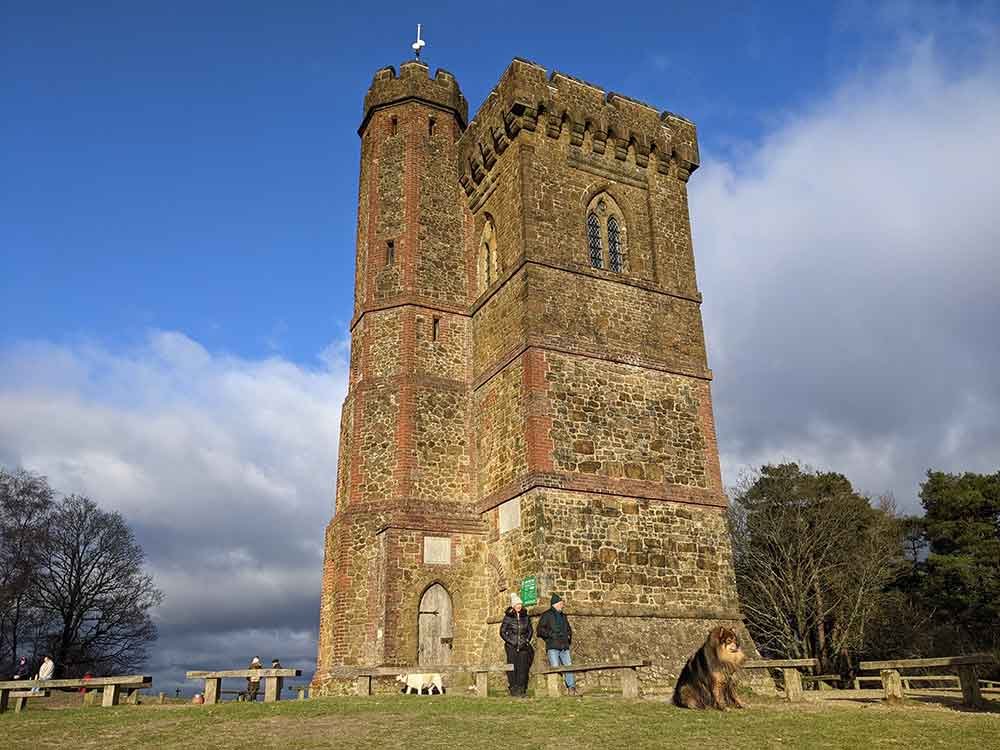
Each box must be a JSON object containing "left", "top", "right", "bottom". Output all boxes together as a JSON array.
[{"left": 314, "top": 58, "right": 745, "bottom": 694}]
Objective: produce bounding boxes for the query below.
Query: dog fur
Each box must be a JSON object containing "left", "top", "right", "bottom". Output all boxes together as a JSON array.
[
  {"left": 396, "top": 672, "right": 444, "bottom": 695},
  {"left": 672, "top": 626, "right": 747, "bottom": 710}
]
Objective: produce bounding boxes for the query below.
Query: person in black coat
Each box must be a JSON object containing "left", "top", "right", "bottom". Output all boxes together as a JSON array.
[
  {"left": 500, "top": 593, "right": 534, "bottom": 696},
  {"left": 537, "top": 593, "right": 576, "bottom": 695}
]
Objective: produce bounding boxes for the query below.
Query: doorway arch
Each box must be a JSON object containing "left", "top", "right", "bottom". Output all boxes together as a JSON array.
[{"left": 417, "top": 583, "right": 454, "bottom": 666}]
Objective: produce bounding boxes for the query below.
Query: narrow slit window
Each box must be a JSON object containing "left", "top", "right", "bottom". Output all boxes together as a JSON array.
[
  {"left": 390, "top": 116, "right": 398, "bottom": 136},
  {"left": 587, "top": 212, "right": 603, "bottom": 268},
  {"left": 428, "top": 117, "right": 436, "bottom": 137},
  {"left": 432, "top": 316, "right": 440, "bottom": 341},
  {"left": 386, "top": 240, "right": 395, "bottom": 265},
  {"left": 608, "top": 215, "right": 622, "bottom": 272}
]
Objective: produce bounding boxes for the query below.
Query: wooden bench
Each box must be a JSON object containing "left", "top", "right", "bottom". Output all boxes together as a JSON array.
[
  {"left": 341, "top": 664, "right": 513, "bottom": 698},
  {"left": 536, "top": 659, "right": 649, "bottom": 698},
  {"left": 6, "top": 689, "right": 50, "bottom": 713},
  {"left": 742, "top": 659, "right": 820, "bottom": 703},
  {"left": 859, "top": 654, "right": 997, "bottom": 707},
  {"left": 0, "top": 675, "right": 151, "bottom": 713},
  {"left": 185, "top": 669, "right": 302, "bottom": 705}
]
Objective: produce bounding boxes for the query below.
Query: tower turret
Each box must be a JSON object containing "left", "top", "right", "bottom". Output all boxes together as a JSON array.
[{"left": 315, "top": 61, "right": 484, "bottom": 679}]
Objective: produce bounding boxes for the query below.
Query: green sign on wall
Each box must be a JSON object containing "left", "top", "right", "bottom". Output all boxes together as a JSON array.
[{"left": 520, "top": 576, "right": 538, "bottom": 606}]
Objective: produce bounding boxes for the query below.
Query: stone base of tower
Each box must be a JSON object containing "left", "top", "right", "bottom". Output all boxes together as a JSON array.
[{"left": 313, "top": 488, "right": 756, "bottom": 697}]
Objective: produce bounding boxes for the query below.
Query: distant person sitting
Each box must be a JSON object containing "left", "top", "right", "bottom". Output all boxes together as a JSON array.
[
  {"left": 13, "top": 656, "right": 29, "bottom": 680},
  {"left": 247, "top": 656, "right": 262, "bottom": 701},
  {"left": 33, "top": 655, "right": 54, "bottom": 693},
  {"left": 270, "top": 658, "right": 281, "bottom": 669}
]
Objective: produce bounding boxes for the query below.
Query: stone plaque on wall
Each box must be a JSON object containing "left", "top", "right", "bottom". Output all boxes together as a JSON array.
[
  {"left": 498, "top": 498, "right": 521, "bottom": 534},
  {"left": 423, "top": 536, "right": 452, "bottom": 565}
]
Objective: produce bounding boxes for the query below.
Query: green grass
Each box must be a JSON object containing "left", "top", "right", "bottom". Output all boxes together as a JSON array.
[{"left": 3, "top": 693, "right": 998, "bottom": 749}]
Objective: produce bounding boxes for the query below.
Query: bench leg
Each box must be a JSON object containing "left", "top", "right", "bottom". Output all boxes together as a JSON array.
[
  {"left": 881, "top": 670, "right": 903, "bottom": 702},
  {"left": 0, "top": 688, "right": 9, "bottom": 714},
  {"left": 475, "top": 671, "right": 488, "bottom": 698},
  {"left": 782, "top": 668, "right": 803, "bottom": 703},
  {"left": 622, "top": 668, "right": 640, "bottom": 699},
  {"left": 297, "top": 687, "right": 306, "bottom": 701},
  {"left": 264, "top": 676, "right": 282, "bottom": 703},
  {"left": 13, "top": 696, "right": 27, "bottom": 713},
  {"left": 203, "top": 678, "right": 221, "bottom": 705},
  {"left": 355, "top": 675, "right": 371, "bottom": 696},
  {"left": 958, "top": 666, "right": 982, "bottom": 707},
  {"left": 546, "top": 673, "right": 561, "bottom": 698},
  {"left": 102, "top": 684, "right": 120, "bottom": 707}
]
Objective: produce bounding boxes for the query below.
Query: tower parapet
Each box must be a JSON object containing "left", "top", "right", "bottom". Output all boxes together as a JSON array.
[
  {"left": 458, "top": 57, "right": 699, "bottom": 207},
  {"left": 360, "top": 60, "right": 468, "bottom": 133}
]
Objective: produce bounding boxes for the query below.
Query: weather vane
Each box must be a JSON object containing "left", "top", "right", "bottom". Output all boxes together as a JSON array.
[{"left": 412, "top": 23, "right": 426, "bottom": 59}]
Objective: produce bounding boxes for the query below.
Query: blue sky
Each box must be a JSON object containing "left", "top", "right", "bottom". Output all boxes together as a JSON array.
[
  {"left": 3, "top": 1, "right": 999, "bottom": 693},
  {"left": 5, "top": 0, "right": 987, "bottom": 363}
]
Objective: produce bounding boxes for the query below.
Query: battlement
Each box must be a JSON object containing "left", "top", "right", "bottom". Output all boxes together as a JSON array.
[
  {"left": 360, "top": 60, "right": 468, "bottom": 133},
  {"left": 458, "top": 58, "right": 700, "bottom": 201}
]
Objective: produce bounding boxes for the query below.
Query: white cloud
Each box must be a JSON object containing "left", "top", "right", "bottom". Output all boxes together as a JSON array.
[
  {"left": 0, "top": 331, "right": 348, "bottom": 686},
  {"left": 692, "top": 35, "right": 1000, "bottom": 505}
]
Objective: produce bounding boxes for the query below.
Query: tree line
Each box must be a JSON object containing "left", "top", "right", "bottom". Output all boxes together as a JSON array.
[
  {"left": 0, "top": 467, "right": 162, "bottom": 678},
  {"left": 729, "top": 463, "right": 999, "bottom": 676}
]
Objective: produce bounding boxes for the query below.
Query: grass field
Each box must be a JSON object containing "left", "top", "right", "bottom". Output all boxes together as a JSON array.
[{"left": 3, "top": 692, "right": 998, "bottom": 749}]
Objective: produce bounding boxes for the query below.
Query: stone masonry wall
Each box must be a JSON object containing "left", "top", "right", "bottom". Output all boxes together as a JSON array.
[
  {"left": 417, "top": 120, "right": 467, "bottom": 305},
  {"left": 413, "top": 386, "right": 471, "bottom": 502},
  {"left": 472, "top": 267, "right": 527, "bottom": 380},
  {"left": 545, "top": 351, "right": 708, "bottom": 490},
  {"left": 414, "top": 310, "right": 467, "bottom": 383},
  {"left": 526, "top": 264, "right": 708, "bottom": 377},
  {"left": 478, "top": 487, "right": 745, "bottom": 693},
  {"left": 474, "top": 358, "right": 527, "bottom": 497}
]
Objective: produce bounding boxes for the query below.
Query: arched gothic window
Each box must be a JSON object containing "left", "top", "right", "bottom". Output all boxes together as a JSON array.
[
  {"left": 585, "top": 193, "right": 626, "bottom": 272},
  {"left": 478, "top": 217, "right": 498, "bottom": 294}
]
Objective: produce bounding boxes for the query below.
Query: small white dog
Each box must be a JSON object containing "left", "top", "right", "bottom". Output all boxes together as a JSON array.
[{"left": 396, "top": 672, "right": 444, "bottom": 695}]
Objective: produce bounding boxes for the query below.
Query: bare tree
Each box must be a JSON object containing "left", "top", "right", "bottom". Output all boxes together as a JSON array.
[
  {"left": 728, "top": 463, "right": 904, "bottom": 671},
  {"left": 0, "top": 468, "right": 54, "bottom": 672},
  {"left": 31, "top": 495, "right": 162, "bottom": 676}
]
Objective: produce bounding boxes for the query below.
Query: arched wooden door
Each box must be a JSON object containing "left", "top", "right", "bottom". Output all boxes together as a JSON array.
[{"left": 417, "top": 583, "right": 454, "bottom": 666}]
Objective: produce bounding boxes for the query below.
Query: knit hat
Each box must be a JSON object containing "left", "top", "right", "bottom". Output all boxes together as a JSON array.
[
  {"left": 510, "top": 593, "right": 523, "bottom": 607},
  {"left": 550, "top": 593, "right": 563, "bottom": 605}
]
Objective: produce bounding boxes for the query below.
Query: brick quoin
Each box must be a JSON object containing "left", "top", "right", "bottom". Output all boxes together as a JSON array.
[{"left": 313, "top": 57, "right": 749, "bottom": 696}]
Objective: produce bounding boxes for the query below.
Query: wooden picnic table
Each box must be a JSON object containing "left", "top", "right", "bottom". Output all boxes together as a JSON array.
[
  {"left": 185, "top": 669, "right": 301, "bottom": 705},
  {"left": 858, "top": 654, "right": 996, "bottom": 707},
  {"left": 742, "top": 659, "right": 820, "bottom": 703}
]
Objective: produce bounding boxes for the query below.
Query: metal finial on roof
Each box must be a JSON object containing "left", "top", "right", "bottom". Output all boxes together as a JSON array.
[{"left": 412, "top": 24, "right": 426, "bottom": 59}]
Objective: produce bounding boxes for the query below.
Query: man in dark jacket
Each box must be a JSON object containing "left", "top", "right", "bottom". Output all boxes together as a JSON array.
[
  {"left": 537, "top": 593, "right": 576, "bottom": 695},
  {"left": 500, "top": 593, "right": 533, "bottom": 696}
]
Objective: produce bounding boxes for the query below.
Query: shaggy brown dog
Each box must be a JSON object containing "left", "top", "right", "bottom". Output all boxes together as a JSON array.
[{"left": 672, "top": 626, "right": 747, "bottom": 709}]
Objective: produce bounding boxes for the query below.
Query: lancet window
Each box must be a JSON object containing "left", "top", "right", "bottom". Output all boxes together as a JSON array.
[{"left": 585, "top": 194, "right": 626, "bottom": 272}]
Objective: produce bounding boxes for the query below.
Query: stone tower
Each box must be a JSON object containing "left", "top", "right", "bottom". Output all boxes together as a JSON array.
[{"left": 314, "top": 58, "right": 744, "bottom": 694}]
